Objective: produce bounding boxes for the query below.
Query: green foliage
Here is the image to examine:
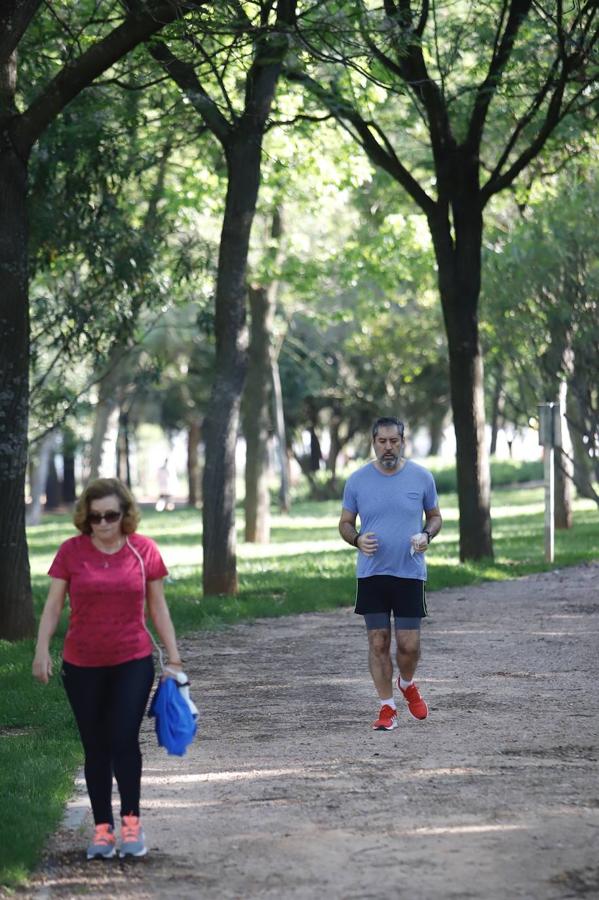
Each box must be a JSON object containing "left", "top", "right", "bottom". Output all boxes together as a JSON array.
[
  {"left": 26, "top": 35, "right": 221, "bottom": 444},
  {"left": 481, "top": 161, "right": 599, "bottom": 454}
]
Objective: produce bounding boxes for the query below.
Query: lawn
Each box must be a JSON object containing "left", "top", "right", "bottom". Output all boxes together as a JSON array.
[{"left": 1, "top": 483, "right": 598, "bottom": 886}]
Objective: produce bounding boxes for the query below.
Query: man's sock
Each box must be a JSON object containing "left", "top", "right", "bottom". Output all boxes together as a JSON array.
[
  {"left": 380, "top": 697, "right": 396, "bottom": 709},
  {"left": 399, "top": 677, "right": 414, "bottom": 690}
]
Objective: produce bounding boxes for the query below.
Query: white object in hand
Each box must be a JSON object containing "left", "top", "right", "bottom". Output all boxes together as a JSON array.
[
  {"left": 410, "top": 533, "right": 428, "bottom": 555},
  {"left": 166, "top": 668, "right": 199, "bottom": 717}
]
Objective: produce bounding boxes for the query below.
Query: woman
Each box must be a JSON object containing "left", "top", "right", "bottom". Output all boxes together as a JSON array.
[{"left": 32, "top": 477, "right": 183, "bottom": 860}]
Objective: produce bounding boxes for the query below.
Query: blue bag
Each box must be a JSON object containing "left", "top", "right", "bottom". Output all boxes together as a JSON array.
[{"left": 148, "top": 676, "right": 197, "bottom": 756}]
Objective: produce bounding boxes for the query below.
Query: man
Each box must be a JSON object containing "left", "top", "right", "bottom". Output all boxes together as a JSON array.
[{"left": 339, "top": 416, "right": 442, "bottom": 731}]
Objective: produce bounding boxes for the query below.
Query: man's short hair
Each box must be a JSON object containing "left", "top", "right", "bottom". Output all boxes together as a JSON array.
[{"left": 372, "top": 416, "right": 405, "bottom": 439}]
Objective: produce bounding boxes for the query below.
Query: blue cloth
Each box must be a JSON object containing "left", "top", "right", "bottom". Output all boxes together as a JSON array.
[
  {"left": 148, "top": 677, "right": 197, "bottom": 756},
  {"left": 342, "top": 460, "right": 438, "bottom": 581}
]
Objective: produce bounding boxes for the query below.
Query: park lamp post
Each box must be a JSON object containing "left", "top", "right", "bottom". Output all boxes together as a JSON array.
[{"left": 538, "top": 402, "right": 562, "bottom": 563}]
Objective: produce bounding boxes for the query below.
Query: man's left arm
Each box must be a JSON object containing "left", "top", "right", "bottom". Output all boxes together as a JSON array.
[{"left": 423, "top": 507, "right": 442, "bottom": 544}]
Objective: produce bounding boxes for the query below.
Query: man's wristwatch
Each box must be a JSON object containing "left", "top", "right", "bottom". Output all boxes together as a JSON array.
[{"left": 423, "top": 529, "right": 432, "bottom": 543}]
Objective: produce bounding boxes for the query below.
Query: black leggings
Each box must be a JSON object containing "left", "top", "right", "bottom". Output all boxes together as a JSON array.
[{"left": 62, "top": 655, "right": 154, "bottom": 826}]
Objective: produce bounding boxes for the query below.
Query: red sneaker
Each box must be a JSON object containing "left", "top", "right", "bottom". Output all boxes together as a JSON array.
[
  {"left": 372, "top": 704, "right": 398, "bottom": 730},
  {"left": 398, "top": 681, "right": 428, "bottom": 720}
]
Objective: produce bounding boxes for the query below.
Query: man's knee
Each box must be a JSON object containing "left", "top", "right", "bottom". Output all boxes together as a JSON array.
[
  {"left": 396, "top": 630, "right": 421, "bottom": 658},
  {"left": 368, "top": 629, "right": 391, "bottom": 656}
]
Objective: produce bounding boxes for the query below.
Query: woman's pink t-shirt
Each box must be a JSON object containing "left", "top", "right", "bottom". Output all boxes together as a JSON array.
[{"left": 48, "top": 533, "right": 168, "bottom": 667}]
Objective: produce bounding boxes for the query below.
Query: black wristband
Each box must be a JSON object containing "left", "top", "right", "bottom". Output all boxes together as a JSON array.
[
  {"left": 353, "top": 533, "right": 360, "bottom": 548},
  {"left": 423, "top": 529, "right": 432, "bottom": 543}
]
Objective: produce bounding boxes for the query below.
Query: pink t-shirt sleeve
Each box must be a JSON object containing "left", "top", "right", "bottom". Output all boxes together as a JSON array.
[
  {"left": 48, "top": 542, "right": 71, "bottom": 581},
  {"left": 130, "top": 535, "right": 168, "bottom": 581}
]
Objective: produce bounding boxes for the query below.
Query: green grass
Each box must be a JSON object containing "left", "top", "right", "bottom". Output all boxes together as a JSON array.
[
  {"left": 2, "top": 483, "right": 599, "bottom": 886},
  {"left": 0, "top": 640, "right": 81, "bottom": 886}
]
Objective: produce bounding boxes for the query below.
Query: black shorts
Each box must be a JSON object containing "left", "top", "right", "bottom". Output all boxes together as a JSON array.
[{"left": 355, "top": 575, "right": 427, "bottom": 619}]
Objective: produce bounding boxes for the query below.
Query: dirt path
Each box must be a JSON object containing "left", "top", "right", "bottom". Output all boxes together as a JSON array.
[{"left": 18, "top": 563, "right": 599, "bottom": 899}]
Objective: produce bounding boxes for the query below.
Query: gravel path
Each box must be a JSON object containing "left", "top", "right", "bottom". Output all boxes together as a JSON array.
[{"left": 16, "top": 563, "right": 599, "bottom": 899}]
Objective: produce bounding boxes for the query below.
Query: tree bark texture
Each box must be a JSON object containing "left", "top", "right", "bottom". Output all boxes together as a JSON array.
[
  {"left": 202, "top": 139, "right": 263, "bottom": 594},
  {"left": 243, "top": 285, "right": 274, "bottom": 543},
  {"left": 0, "top": 79, "right": 34, "bottom": 638},
  {"left": 429, "top": 197, "right": 493, "bottom": 561}
]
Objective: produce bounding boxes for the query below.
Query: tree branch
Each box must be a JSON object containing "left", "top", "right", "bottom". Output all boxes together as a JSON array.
[
  {"left": 466, "top": 0, "right": 533, "bottom": 150},
  {"left": 285, "top": 68, "right": 435, "bottom": 216},
  {"left": 12, "top": 1, "right": 208, "bottom": 155},
  {"left": 481, "top": 79, "right": 592, "bottom": 204},
  {"left": 381, "top": 0, "right": 454, "bottom": 156},
  {"left": 147, "top": 39, "right": 232, "bottom": 141},
  {"left": 0, "top": 0, "right": 40, "bottom": 63}
]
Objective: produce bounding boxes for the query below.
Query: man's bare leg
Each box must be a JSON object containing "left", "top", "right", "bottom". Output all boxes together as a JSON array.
[
  {"left": 396, "top": 629, "right": 421, "bottom": 682},
  {"left": 367, "top": 628, "right": 393, "bottom": 698},
  {"left": 396, "top": 628, "right": 428, "bottom": 720}
]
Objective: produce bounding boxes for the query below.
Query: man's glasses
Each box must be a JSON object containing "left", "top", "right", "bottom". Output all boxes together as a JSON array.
[{"left": 87, "top": 510, "right": 122, "bottom": 525}]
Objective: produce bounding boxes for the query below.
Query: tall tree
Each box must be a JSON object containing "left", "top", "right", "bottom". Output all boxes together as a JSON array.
[
  {"left": 0, "top": 0, "right": 208, "bottom": 640},
  {"left": 145, "top": 0, "right": 297, "bottom": 593},
  {"left": 289, "top": 0, "right": 597, "bottom": 559}
]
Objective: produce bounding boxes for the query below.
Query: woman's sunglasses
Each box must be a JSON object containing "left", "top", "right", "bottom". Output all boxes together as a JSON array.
[{"left": 87, "top": 510, "right": 122, "bottom": 525}]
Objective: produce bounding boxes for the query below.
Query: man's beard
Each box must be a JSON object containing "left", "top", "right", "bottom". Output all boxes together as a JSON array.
[{"left": 380, "top": 453, "right": 399, "bottom": 469}]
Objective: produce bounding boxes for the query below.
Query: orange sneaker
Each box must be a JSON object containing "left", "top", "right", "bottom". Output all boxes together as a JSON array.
[
  {"left": 398, "top": 681, "right": 428, "bottom": 720},
  {"left": 372, "top": 704, "right": 398, "bottom": 730},
  {"left": 119, "top": 815, "right": 147, "bottom": 858},
  {"left": 86, "top": 823, "right": 116, "bottom": 860}
]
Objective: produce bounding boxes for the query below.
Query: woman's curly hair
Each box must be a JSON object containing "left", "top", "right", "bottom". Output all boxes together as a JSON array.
[{"left": 74, "top": 478, "right": 141, "bottom": 535}]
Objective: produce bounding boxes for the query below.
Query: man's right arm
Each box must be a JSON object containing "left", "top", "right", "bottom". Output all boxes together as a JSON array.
[{"left": 339, "top": 508, "right": 360, "bottom": 548}]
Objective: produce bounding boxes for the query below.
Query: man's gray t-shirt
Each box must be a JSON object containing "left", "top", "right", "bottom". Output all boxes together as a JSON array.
[{"left": 342, "top": 460, "right": 439, "bottom": 581}]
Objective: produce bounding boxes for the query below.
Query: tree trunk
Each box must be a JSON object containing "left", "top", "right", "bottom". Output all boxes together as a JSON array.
[
  {"left": 44, "top": 454, "right": 61, "bottom": 510},
  {"left": 428, "top": 413, "right": 445, "bottom": 457},
  {"left": 243, "top": 285, "right": 273, "bottom": 543},
  {"left": 62, "top": 428, "right": 77, "bottom": 503},
  {"left": 542, "top": 337, "right": 574, "bottom": 529},
  {"left": 116, "top": 409, "right": 131, "bottom": 486},
  {"left": 430, "top": 197, "right": 493, "bottom": 561},
  {"left": 328, "top": 418, "right": 341, "bottom": 479},
  {"left": 309, "top": 426, "right": 322, "bottom": 472},
  {"left": 0, "top": 61, "right": 34, "bottom": 639},
  {"left": 489, "top": 368, "right": 505, "bottom": 457},
  {"left": 26, "top": 430, "right": 56, "bottom": 527},
  {"left": 554, "top": 380, "right": 573, "bottom": 529},
  {"left": 567, "top": 377, "right": 597, "bottom": 501},
  {"left": 271, "top": 352, "right": 290, "bottom": 513},
  {"left": 88, "top": 363, "right": 120, "bottom": 481},
  {"left": 187, "top": 418, "right": 202, "bottom": 507},
  {"left": 202, "top": 137, "right": 262, "bottom": 594}
]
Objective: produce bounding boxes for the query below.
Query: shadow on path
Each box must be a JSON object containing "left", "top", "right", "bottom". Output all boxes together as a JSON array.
[{"left": 20, "top": 564, "right": 599, "bottom": 899}]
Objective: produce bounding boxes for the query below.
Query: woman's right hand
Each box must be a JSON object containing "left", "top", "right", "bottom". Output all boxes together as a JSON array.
[{"left": 32, "top": 649, "right": 53, "bottom": 684}]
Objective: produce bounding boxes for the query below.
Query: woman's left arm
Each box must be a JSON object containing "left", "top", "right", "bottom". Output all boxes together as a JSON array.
[{"left": 146, "top": 579, "right": 183, "bottom": 670}]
